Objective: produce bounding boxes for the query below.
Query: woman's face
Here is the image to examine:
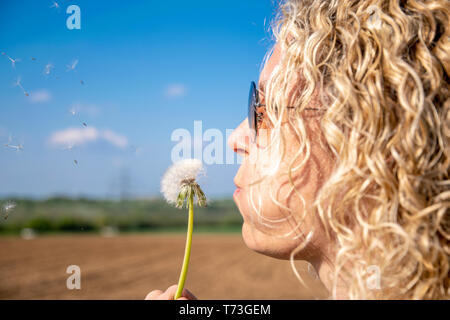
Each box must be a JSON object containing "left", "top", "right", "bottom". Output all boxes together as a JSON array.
[{"left": 228, "top": 43, "right": 335, "bottom": 261}]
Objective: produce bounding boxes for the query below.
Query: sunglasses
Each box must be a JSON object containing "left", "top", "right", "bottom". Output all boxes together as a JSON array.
[{"left": 248, "top": 81, "right": 322, "bottom": 141}]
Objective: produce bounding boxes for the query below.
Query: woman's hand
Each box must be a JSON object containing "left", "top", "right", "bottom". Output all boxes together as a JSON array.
[{"left": 145, "top": 284, "right": 198, "bottom": 300}]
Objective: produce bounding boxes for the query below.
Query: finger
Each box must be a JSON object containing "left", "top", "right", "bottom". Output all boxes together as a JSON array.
[
  {"left": 176, "top": 297, "right": 189, "bottom": 300},
  {"left": 182, "top": 288, "right": 198, "bottom": 300},
  {"left": 164, "top": 285, "right": 197, "bottom": 300},
  {"left": 145, "top": 290, "right": 163, "bottom": 300},
  {"left": 146, "top": 290, "right": 163, "bottom": 300},
  {"left": 156, "top": 291, "right": 172, "bottom": 300},
  {"left": 156, "top": 285, "right": 177, "bottom": 300}
]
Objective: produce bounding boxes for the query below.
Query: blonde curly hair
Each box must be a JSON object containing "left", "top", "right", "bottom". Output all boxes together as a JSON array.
[{"left": 260, "top": 0, "right": 449, "bottom": 299}]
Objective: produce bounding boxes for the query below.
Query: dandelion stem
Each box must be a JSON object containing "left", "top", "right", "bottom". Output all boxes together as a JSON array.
[{"left": 174, "top": 191, "right": 194, "bottom": 300}]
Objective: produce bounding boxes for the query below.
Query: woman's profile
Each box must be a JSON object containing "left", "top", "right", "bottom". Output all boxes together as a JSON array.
[{"left": 147, "top": 0, "right": 449, "bottom": 300}]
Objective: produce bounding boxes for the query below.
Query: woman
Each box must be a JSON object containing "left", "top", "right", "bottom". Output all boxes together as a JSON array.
[{"left": 148, "top": 0, "right": 449, "bottom": 299}]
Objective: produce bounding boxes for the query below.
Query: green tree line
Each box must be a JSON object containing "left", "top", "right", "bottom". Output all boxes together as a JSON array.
[{"left": 0, "top": 197, "right": 243, "bottom": 234}]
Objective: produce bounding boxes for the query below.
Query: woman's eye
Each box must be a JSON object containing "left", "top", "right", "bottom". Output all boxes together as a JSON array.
[
  {"left": 256, "top": 112, "right": 264, "bottom": 123},
  {"left": 257, "top": 114, "right": 270, "bottom": 132},
  {"left": 255, "top": 107, "right": 266, "bottom": 129}
]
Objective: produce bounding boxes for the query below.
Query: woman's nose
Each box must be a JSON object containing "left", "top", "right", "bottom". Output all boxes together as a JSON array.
[{"left": 227, "top": 119, "right": 251, "bottom": 156}]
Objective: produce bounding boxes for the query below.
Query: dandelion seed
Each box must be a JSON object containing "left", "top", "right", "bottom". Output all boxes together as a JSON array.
[
  {"left": 4, "top": 135, "right": 24, "bottom": 151},
  {"left": 62, "top": 143, "right": 74, "bottom": 151},
  {"left": 31, "top": 57, "right": 36, "bottom": 61},
  {"left": 66, "top": 59, "right": 78, "bottom": 72},
  {"left": 3, "top": 201, "right": 16, "bottom": 212},
  {"left": 43, "top": 63, "right": 54, "bottom": 75},
  {"left": 69, "top": 107, "right": 77, "bottom": 116},
  {"left": 82, "top": 122, "right": 87, "bottom": 127},
  {"left": 62, "top": 142, "right": 77, "bottom": 163},
  {"left": 13, "top": 77, "right": 29, "bottom": 96},
  {"left": 9, "top": 57, "right": 20, "bottom": 68},
  {"left": 2, "top": 52, "right": 20, "bottom": 68},
  {"left": 2, "top": 201, "right": 16, "bottom": 220},
  {"left": 4, "top": 143, "right": 24, "bottom": 151},
  {"left": 161, "top": 159, "right": 207, "bottom": 300},
  {"left": 80, "top": 80, "right": 84, "bottom": 85},
  {"left": 50, "top": 1, "right": 60, "bottom": 9}
]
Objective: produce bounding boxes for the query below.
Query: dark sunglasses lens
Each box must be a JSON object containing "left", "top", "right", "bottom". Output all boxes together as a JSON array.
[{"left": 248, "top": 82, "right": 257, "bottom": 135}]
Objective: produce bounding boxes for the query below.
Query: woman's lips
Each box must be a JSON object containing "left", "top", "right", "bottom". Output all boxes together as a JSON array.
[{"left": 233, "top": 179, "right": 242, "bottom": 198}]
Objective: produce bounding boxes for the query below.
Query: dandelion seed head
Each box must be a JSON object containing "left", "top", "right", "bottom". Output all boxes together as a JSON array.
[{"left": 161, "top": 159, "right": 204, "bottom": 205}]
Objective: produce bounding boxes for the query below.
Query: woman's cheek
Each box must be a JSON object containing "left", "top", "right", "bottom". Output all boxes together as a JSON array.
[
  {"left": 241, "top": 184, "right": 291, "bottom": 235},
  {"left": 235, "top": 150, "right": 300, "bottom": 235}
]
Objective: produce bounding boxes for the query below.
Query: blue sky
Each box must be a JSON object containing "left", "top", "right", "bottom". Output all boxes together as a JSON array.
[{"left": 0, "top": 0, "right": 277, "bottom": 199}]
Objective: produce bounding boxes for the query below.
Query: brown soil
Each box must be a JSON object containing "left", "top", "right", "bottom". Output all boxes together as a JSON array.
[{"left": 0, "top": 233, "right": 327, "bottom": 299}]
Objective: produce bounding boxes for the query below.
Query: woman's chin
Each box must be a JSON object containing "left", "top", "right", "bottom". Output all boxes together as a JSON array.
[{"left": 241, "top": 221, "right": 291, "bottom": 260}]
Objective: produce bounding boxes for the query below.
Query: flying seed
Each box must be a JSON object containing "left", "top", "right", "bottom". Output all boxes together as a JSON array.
[
  {"left": 66, "top": 59, "right": 78, "bottom": 71},
  {"left": 50, "top": 1, "right": 60, "bottom": 9}
]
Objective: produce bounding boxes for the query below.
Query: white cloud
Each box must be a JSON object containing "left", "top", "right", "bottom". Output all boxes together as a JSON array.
[
  {"left": 102, "top": 129, "right": 128, "bottom": 148},
  {"left": 28, "top": 89, "right": 51, "bottom": 103},
  {"left": 49, "top": 127, "right": 128, "bottom": 149},
  {"left": 165, "top": 83, "right": 187, "bottom": 98}
]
